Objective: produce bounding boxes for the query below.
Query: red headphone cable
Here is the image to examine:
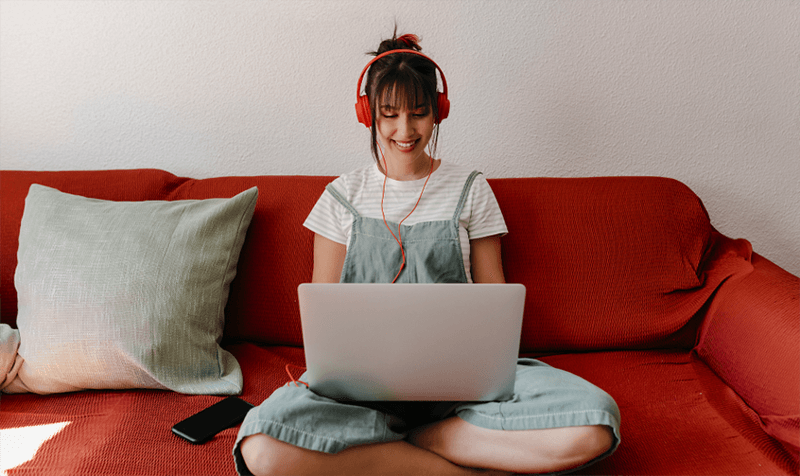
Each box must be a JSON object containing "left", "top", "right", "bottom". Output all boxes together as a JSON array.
[
  {"left": 378, "top": 147, "right": 434, "bottom": 283},
  {"left": 285, "top": 363, "right": 308, "bottom": 388}
]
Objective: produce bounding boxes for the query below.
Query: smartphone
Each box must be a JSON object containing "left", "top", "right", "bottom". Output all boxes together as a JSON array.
[{"left": 172, "top": 396, "right": 255, "bottom": 444}]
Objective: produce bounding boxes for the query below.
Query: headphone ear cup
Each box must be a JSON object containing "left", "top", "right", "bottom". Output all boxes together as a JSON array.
[
  {"left": 356, "top": 96, "right": 372, "bottom": 127},
  {"left": 436, "top": 93, "right": 450, "bottom": 123}
]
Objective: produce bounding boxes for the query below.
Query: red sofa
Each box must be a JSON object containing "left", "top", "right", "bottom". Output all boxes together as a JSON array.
[{"left": 0, "top": 169, "right": 797, "bottom": 475}]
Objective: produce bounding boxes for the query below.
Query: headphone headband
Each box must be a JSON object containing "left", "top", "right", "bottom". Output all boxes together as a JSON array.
[{"left": 355, "top": 49, "right": 450, "bottom": 127}]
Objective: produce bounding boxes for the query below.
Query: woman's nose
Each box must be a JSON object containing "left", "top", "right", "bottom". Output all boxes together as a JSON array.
[{"left": 397, "top": 115, "right": 414, "bottom": 136}]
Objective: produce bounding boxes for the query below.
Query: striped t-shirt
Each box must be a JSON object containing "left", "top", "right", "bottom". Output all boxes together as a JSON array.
[{"left": 303, "top": 161, "right": 508, "bottom": 282}]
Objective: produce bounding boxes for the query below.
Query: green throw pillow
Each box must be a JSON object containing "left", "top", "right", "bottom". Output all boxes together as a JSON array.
[{"left": 9, "top": 184, "right": 258, "bottom": 395}]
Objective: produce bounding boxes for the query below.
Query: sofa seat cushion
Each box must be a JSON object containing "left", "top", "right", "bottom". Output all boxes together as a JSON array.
[
  {"left": 544, "top": 350, "right": 797, "bottom": 475},
  {"left": 0, "top": 345, "right": 304, "bottom": 476},
  {"left": 0, "top": 346, "right": 793, "bottom": 476}
]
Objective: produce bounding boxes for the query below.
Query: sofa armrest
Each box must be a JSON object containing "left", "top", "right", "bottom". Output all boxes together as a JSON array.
[{"left": 696, "top": 237, "right": 799, "bottom": 456}]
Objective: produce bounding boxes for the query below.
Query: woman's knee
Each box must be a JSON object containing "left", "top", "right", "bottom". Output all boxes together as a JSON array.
[
  {"left": 240, "top": 433, "right": 300, "bottom": 476},
  {"left": 558, "top": 425, "right": 614, "bottom": 466},
  {"left": 510, "top": 424, "right": 614, "bottom": 473}
]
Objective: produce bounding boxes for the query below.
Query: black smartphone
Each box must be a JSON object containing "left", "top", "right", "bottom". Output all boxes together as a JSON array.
[{"left": 172, "top": 396, "right": 255, "bottom": 444}]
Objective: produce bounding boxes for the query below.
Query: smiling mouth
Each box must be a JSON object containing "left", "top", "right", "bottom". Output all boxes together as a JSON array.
[{"left": 394, "top": 140, "right": 418, "bottom": 151}]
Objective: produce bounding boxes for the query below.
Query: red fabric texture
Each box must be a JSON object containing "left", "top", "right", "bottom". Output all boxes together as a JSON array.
[
  {"left": 1, "top": 170, "right": 797, "bottom": 474},
  {"left": 491, "top": 177, "right": 728, "bottom": 352},
  {"left": 2, "top": 346, "right": 796, "bottom": 475},
  {"left": 0, "top": 171, "right": 748, "bottom": 351},
  {"left": 696, "top": 245, "right": 800, "bottom": 460},
  {"left": 547, "top": 350, "right": 798, "bottom": 475},
  {"left": 0, "top": 344, "right": 303, "bottom": 476}
]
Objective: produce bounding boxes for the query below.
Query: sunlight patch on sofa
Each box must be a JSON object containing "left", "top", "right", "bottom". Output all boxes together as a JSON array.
[{"left": 0, "top": 421, "right": 71, "bottom": 474}]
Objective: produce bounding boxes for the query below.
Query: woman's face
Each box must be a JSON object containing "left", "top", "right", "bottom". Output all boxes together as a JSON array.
[{"left": 375, "top": 91, "right": 435, "bottom": 168}]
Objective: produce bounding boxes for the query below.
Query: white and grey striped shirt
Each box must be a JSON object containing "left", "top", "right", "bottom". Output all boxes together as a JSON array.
[{"left": 303, "top": 161, "right": 508, "bottom": 282}]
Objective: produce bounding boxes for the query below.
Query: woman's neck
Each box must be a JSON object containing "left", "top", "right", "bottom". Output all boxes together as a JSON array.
[{"left": 380, "top": 154, "right": 440, "bottom": 181}]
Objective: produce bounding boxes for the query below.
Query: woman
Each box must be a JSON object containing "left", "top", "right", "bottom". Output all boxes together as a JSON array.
[{"left": 234, "top": 31, "right": 620, "bottom": 476}]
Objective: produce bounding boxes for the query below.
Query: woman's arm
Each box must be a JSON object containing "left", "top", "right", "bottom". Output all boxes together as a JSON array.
[
  {"left": 311, "top": 233, "right": 347, "bottom": 283},
  {"left": 470, "top": 235, "right": 506, "bottom": 284}
]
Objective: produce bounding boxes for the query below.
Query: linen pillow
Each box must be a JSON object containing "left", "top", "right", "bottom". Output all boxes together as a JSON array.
[{"left": 8, "top": 184, "right": 258, "bottom": 394}]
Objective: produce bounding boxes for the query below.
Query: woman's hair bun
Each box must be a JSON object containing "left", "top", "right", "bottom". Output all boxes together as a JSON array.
[
  {"left": 397, "top": 34, "right": 421, "bottom": 50},
  {"left": 375, "top": 30, "right": 422, "bottom": 55}
]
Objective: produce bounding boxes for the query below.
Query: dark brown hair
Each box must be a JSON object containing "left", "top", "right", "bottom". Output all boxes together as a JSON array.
[{"left": 364, "top": 30, "right": 441, "bottom": 164}]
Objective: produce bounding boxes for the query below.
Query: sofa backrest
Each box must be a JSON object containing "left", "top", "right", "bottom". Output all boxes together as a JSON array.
[
  {"left": 1, "top": 170, "right": 724, "bottom": 353},
  {"left": 490, "top": 177, "right": 720, "bottom": 352},
  {"left": 0, "top": 170, "right": 326, "bottom": 348}
]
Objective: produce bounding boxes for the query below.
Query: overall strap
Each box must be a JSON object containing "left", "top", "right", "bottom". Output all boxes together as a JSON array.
[
  {"left": 325, "top": 183, "right": 360, "bottom": 218},
  {"left": 452, "top": 171, "right": 482, "bottom": 221}
]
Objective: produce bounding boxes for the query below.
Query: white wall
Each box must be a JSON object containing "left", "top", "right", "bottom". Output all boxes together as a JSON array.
[{"left": 1, "top": 0, "right": 798, "bottom": 276}]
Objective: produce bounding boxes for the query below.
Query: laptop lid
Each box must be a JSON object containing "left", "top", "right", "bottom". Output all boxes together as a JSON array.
[{"left": 298, "top": 283, "right": 526, "bottom": 401}]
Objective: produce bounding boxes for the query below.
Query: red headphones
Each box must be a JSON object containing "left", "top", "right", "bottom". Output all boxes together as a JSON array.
[{"left": 355, "top": 49, "right": 450, "bottom": 127}]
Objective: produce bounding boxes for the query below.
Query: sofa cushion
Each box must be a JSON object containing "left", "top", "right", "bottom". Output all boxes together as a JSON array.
[
  {"left": 9, "top": 184, "right": 257, "bottom": 394},
  {"left": 169, "top": 175, "right": 331, "bottom": 346},
  {"left": 0, "top": 171, "right": 750, "bottom": 354},
  {"left": 165, "top": 175, "right": 734, "bottom": 351},
  {"left": 490, "top": 177, "right": 729, "bottom": 352},
  {"left": 0, "top": 347, "right": 794, "bottom": 475},
  {"left": 543, "top": 350, "right": 798, "bottom": 475},
  {"left": 0, "top": 169, "right": 188, "bottom": 328},
  {"left": 0, "top": 171, "right": 328, "bottom": 349}
]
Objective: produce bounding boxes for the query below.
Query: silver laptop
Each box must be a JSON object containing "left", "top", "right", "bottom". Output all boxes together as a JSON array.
[{"left": 298, "top": 283, "right": 526, "bottom": 401}]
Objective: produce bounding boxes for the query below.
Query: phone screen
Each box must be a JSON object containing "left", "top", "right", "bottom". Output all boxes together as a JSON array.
[{"left": 172, "top": 396, "right": 254, "bottom": 444}]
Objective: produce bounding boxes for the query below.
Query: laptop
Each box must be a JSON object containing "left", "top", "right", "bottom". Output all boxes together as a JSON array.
[{"left": 298, "top": 283, "right": 526, "bottom": 401}]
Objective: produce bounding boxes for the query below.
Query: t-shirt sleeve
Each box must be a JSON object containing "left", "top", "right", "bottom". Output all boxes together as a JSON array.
[
  {"left": 465, "top": 174, "right": 508, "bottom": 240},
  {"left": 303, "top": 183, "right": 348, "bottom": 245}
]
